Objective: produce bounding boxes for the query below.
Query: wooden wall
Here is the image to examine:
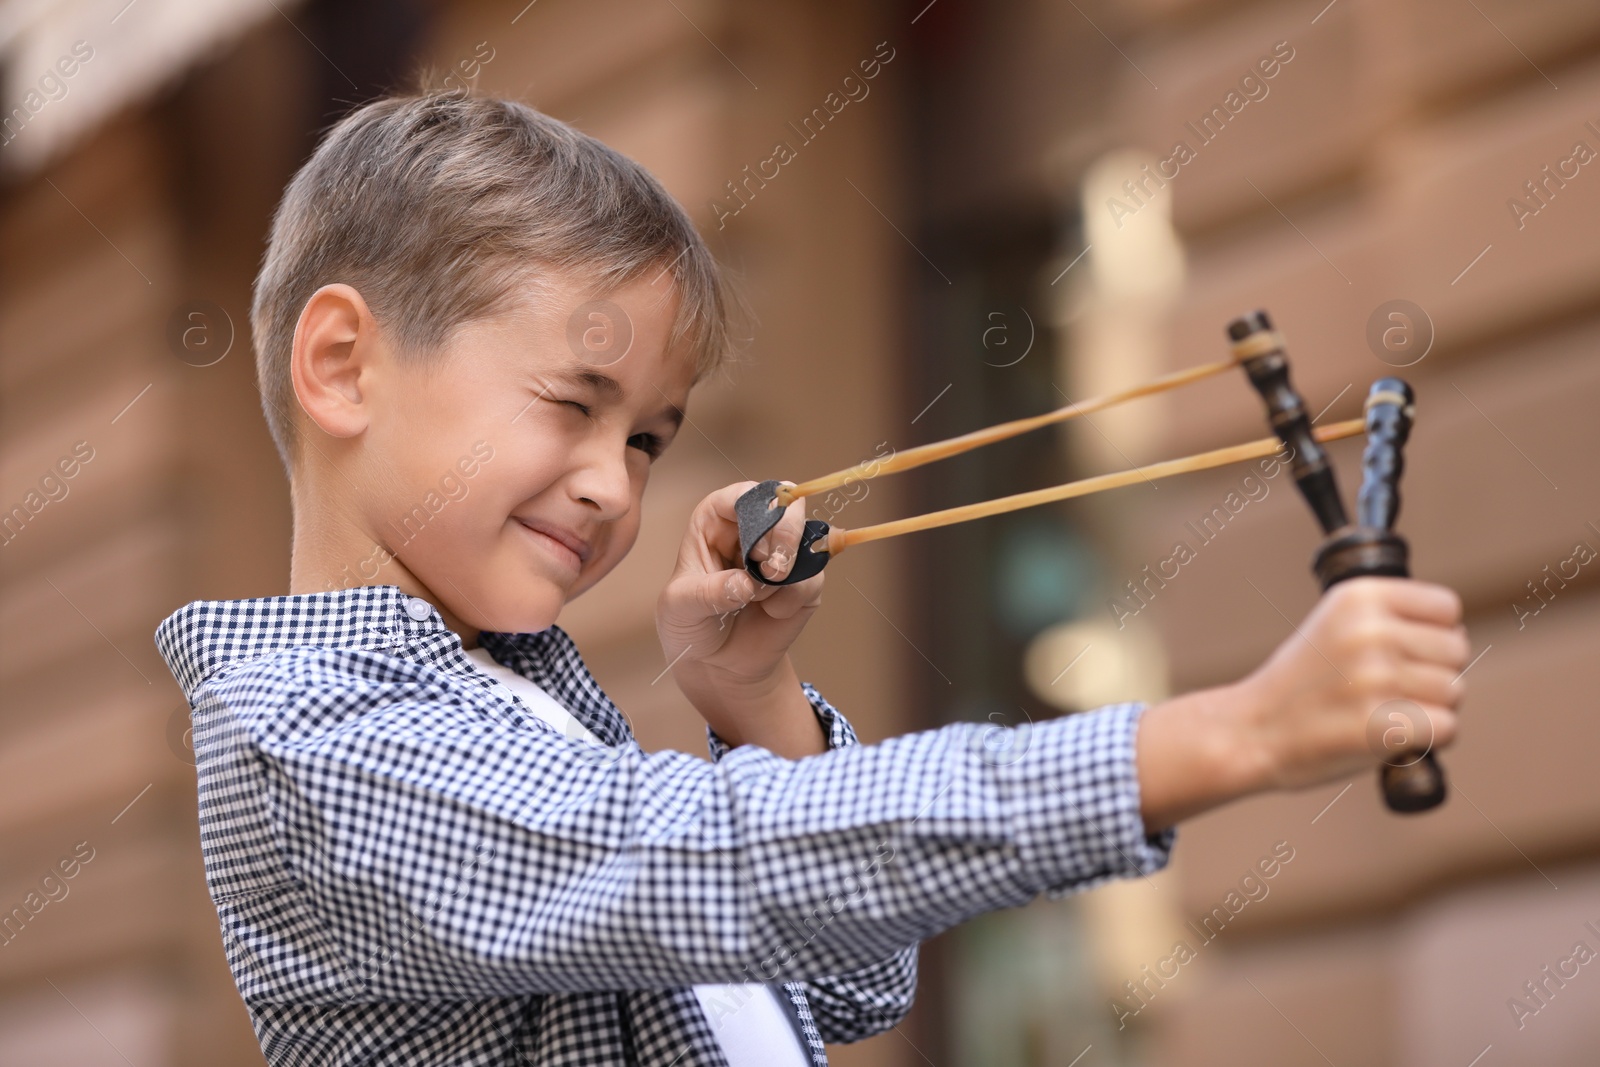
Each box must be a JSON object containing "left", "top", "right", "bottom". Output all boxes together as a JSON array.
[
  {"left": 0, "top": 1, "right": 916, "bottom": 1064},
  {"left": 895, "top": 0, "right": 1600, "bottom": 1062},
  {"left": 1088, "top": 1, "right": 1600, "bottom": 1064}
]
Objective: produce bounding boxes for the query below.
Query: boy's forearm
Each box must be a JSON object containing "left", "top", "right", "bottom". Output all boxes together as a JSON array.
[
  {"left": 1135, "top": 681, "right": 1270, "bottom": 834},
  {"left": 680, "top": 664, "right": 1274, "bottom": 818},
  {"left": 673, "top": 655, "right": 829, "bottom": 759}
]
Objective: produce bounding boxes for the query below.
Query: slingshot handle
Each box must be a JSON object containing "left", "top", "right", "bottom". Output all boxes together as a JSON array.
[{"left": 1315, "top": 380, "right": 1448, "bottom": 814}]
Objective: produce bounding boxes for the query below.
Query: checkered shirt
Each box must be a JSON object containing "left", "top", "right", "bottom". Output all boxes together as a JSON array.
[{"left": 153, "top": 584, "right": 1175, "bottom": 1065}]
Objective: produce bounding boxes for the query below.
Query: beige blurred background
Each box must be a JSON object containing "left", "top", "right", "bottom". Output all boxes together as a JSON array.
[{"left": 2, "top": 0, "right": 1598, "bottom": 1064}]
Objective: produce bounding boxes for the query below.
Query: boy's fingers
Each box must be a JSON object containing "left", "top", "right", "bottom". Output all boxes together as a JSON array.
[
  {"left": 1428, "top": 706, "right": 1460, "bottom": 749},
  {"left": 755, "top": 572, "right": 825, "bottom": 619},
  {"left": 695, "top": 481, "right": 760, "bottom": 564},
  {"left": 1393, "top": 662, "right": 1466, "bottom": 712},
  {"left": 1371, "top": 703, "right": 1458, "bottom": 761},
  {"left": 696, "top": 481, "right": 805, "bottom": 579},
  {"left": 1370, "top": 577, "right": 1464, "bottom": 627},
  {"left": 1410, "top": 704, "right": 1459, "bottom": 752},
  {"left": 1390, "top": 619, "right": 1472, "bottom": 672}
]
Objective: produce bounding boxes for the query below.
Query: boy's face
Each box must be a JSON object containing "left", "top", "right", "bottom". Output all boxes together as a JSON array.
[{"left": 347, "top": 268, "right": 696, "bottom": 638}]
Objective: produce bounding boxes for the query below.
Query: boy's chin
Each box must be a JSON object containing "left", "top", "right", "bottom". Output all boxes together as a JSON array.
[
  {"left": 459, "top": 578, "right": 567, "bottom": 635},
  {"left": 501, "top": 584, "right": 567, "bottom": 634}
]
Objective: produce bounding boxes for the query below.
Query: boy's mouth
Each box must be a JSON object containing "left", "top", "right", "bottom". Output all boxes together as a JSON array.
[{"left": 514, "top": 516, "right": 593, "bottom": 571}]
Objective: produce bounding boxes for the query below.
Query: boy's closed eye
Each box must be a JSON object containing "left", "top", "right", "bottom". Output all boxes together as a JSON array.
[
  {"left": 630, "top": 432, "right": 668, "bottom": 459},
  {"left": 548, "top": 395, "right": 671, "bottom": 460}
]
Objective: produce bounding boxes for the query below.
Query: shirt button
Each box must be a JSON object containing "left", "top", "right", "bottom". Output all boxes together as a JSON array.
[{"left": 404, "top": 597, "right": 433, "bottom": 621}]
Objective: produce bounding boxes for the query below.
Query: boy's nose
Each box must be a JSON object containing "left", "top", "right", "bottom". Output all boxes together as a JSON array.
[{"left": 569, "top": 444, "right": 634, "bottom": 518}]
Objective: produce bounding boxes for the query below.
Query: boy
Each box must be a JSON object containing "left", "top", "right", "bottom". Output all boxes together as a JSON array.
[{"left": 154, "top": 90, "right": 1468, "bottom": 1067}]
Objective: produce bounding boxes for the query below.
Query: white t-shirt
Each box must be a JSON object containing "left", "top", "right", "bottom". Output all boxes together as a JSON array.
[{"left": 462, "top": 646, "right": 811, "bottom": 1067}]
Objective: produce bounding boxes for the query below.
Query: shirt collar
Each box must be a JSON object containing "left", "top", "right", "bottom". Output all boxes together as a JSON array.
[{"left": 153, "top": 583, "right": 562, "bottom": 701}]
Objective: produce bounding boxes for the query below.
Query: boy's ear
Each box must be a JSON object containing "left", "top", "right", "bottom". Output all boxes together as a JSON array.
[{"left": 290, "top": 283, "right": 381, "bottom": 441}]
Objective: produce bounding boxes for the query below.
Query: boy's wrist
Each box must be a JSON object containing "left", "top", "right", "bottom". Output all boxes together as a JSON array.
[
  {"left": 1136, "top": 679, "right": 1274, "bottom": 833},
  {"left": 674, "top": 656, "right": 828, "bottom": 758},
  {"left": 1221, "top": 673, "right": 1285, "bottom": 796}
]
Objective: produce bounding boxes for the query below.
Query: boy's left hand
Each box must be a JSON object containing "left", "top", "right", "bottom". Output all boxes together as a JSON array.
[{"left": 655, "top": 481, "right": 828, "bottom": 756}]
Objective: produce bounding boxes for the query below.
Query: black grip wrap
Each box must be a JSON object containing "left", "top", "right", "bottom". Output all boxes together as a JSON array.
[
  {"left": 1357, "top": 377, "right": 1414, "bottom": 532},
  {"left": 734, "top": 480, "right": 833, "bottom": 587}
]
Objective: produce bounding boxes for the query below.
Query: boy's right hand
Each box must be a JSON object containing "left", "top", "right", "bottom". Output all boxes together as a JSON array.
[
  {"left": 654, "top": 481, "right": 829, "bottom": 757},
  {"left": 1234, "top": 576, "right": 1468, "bottom": 790},
  {"left": 1137, "top": 577, "right": 1469, "bottom": 829}
]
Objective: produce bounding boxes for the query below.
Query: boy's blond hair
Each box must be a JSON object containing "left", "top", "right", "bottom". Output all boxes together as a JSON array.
[{"left": 250, "top": 88, "right": 734, "bottom": 479}]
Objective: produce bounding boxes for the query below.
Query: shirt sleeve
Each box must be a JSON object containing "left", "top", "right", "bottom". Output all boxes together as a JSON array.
[
  {"left": 222, "top": 649, "right": 1176, "bottom": 1006},
  {"left": 703, "top": 680, "right": 856, "bottom": 761},
  {"left": 709, "top": 681, "right": 919, "bottom": 1042}
]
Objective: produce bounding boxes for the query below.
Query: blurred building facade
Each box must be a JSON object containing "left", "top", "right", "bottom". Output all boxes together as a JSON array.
[
  {"left": 1, "top": 0, "right": 1597, "bottom": 1065},
  {"left": 901, "top": 2, "right": 1600, "bottom": 1065},
  {"left": 1, "top": 0, "right": 918, "bottom": 1062}
]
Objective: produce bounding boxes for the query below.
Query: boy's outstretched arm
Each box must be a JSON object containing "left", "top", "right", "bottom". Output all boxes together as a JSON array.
[
  {"left": 219, "top": 651, "right": 1168, "bottom": 1004},
  {"left": 658, "top": 482, "right": 1469, "bottom": 834}
]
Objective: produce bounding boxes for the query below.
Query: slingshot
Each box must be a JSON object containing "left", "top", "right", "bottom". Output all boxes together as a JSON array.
[
  {"left": 733, "top": 315, "right": 1362, "bottom": 586},
  {"left": 733, "top": 308, "right": 1447, "bottom": 816}
]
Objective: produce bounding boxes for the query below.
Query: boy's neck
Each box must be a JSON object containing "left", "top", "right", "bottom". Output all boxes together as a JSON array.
[{"left": 287, "top": 477, "right": 483, "bottom": 650}]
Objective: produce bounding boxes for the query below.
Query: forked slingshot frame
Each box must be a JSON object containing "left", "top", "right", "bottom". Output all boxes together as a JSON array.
[{"left": 734, "top": 309, "right": 1447, "bottom": 814}]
